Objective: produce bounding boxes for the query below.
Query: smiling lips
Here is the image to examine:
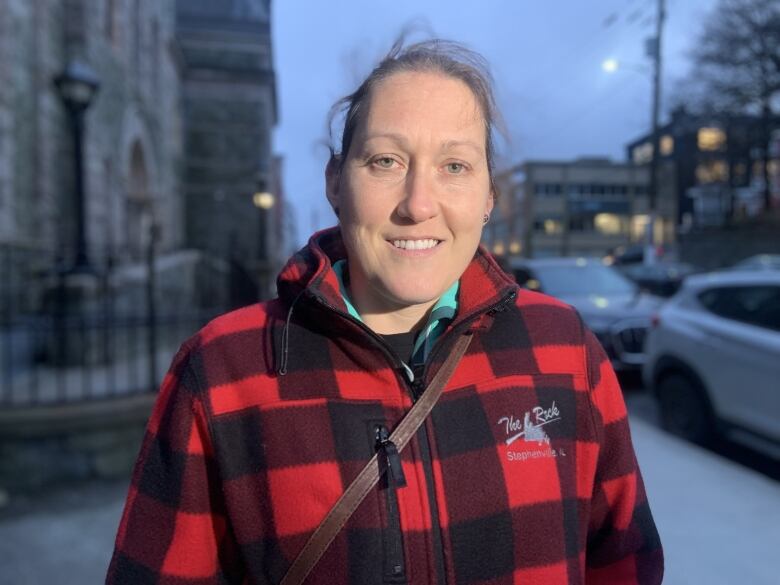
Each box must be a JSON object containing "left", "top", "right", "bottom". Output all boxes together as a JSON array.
[{"left": 391, "top": 238, "right": 441, "bottom": 251}]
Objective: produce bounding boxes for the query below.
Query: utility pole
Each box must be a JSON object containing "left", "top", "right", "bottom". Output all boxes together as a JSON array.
[
  {"left": 645, "top": 0, "right": 665, "bottom": 265},
  {"left": 561, "top": 165, "right": 571, "bottom": 257}
]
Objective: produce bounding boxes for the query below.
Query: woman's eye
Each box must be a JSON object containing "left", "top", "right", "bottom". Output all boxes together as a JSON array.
[
  {"left": 446, "top": 162, "right": 465, "bottom": 174},
  {"left": 373, "top": 157, "right": 396, "bottom": 169}
]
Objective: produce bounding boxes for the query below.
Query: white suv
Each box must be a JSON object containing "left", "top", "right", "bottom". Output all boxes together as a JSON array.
[{"left": 643, "top": 270, "right": 780, "bottom": 459}]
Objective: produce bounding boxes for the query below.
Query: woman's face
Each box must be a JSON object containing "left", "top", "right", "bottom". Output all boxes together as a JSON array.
[{"left": 327, "top": 70, "right": 493, "bottom": 316}]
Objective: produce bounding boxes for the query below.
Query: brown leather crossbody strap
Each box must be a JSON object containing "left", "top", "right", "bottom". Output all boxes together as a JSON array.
[{"left": 279, "top": 333, "right": 473, "bottom": 585}]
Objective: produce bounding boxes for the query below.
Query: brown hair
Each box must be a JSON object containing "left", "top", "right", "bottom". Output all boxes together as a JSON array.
[{"left": 327, "top": 38, "right": 503, "bottom": 195}]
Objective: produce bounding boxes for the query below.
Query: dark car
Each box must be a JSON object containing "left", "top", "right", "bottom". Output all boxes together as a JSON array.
[
  {"left": 618, "top": 261, "right": 699, "bottom": 298},
  {"left": 605, "top": 244, "right": 646, "bottom": 266},
  {"left": 510, "top": 257, "right": 664, "bottom": 371}
]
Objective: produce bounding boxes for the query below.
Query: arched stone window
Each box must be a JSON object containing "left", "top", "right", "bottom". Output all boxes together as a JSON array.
[{"left": 126, "top": 141, "right": 151, "bottom": 259}]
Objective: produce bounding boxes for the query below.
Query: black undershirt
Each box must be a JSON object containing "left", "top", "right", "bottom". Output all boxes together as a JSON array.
[{"left": 381, "top": 331, "right": 417, "bottom": 366}]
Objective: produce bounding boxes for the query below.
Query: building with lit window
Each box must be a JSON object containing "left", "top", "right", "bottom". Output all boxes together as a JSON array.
[
  {"left": 483, "top": 158, "right": 674, "bottom": 260},
  {"left": 626, "top": 107, "right": 778, "bottom": 227}
]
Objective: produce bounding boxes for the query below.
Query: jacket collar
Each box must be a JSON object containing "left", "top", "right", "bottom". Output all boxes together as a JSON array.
[{"left": 276, "top": 226, "right": 518, "bottom": 327}]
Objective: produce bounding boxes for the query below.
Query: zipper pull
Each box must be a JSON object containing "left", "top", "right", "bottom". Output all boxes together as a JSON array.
[{"left": 376, "top": 425, "right": 407, "bottom": 488}]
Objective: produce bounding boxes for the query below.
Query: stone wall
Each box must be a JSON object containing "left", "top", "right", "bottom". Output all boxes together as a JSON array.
[
  {"left": 0, "top": 0, "right": 183, "bottom": 258},
  {"left": 0, "top": 394, "right": 154, "bottom": 491},
  {"left": 177, "top": 0, "right": 277, "bottom": 268},
  {"left": 0, "top": 0, "right": 67, "bottom": 250}
]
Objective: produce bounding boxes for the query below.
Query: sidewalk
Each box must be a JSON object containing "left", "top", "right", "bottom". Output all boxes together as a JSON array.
[
  {"left": 0, "top": 480, "right": 126, "bottom": 585},
  {"left": 630, "top": 417, "right": 780, "bottom": 585}
]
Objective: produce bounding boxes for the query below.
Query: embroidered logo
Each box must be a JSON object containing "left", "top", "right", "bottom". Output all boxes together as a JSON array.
[{"left": 497, "top": 401, "right": 561, "bottom": 446}]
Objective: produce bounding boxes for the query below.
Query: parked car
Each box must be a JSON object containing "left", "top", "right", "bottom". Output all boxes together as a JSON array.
[
  {"left": 730, "top": 254, "right": 780, "bottom": 272},
  {"left": 604, "top": 243, "right": 667, "bottom": 266},
  {"left": 605, "top": 244, "right": 646, "bottom": 265},
  {"left": 510, "top": 257, "right": 664, "bottom": 371},
  {"left": 643, "top": 270, "right": 780, "bottom": 458},
  {"left": 618, "top": 261, "right": 700, "bottom": 298}
]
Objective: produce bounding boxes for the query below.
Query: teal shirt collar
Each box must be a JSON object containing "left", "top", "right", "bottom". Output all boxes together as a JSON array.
[{"left": 333, "top": 259, "right": 458, "bottom": 366}]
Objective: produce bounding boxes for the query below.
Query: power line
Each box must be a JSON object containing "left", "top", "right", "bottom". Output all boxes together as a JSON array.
[{"left": 513, "top": 2, "right": 656, "bottom": 110}]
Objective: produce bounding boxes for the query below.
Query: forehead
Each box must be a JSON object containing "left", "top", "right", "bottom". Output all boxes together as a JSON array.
[{"left": 359, "top": 70, "right": 486, "bottom": 142}]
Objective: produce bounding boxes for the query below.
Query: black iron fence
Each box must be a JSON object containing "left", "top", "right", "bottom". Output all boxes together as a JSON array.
[{"left": 0, "top": 242, "right": 245, "bottom": 407}]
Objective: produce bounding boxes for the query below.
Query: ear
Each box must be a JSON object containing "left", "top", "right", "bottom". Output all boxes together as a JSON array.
[
  {"left": 485, "top": 191, "right": 495, "bottom": 216},
  {"left": 325, "top": 155, "right": 341, "bottom": 213}
]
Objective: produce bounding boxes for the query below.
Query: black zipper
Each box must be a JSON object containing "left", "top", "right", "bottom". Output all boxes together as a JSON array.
[
  {"left": 404, "top": 289, "right": 517, "bottom": 585},
  {"left": 376, "top": 424, "right": 407, "bottom": 583}
]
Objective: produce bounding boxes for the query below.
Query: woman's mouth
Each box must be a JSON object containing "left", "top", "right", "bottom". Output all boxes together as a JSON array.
[{"left": 390, "top": 239, "right": 441, "bottom": 251}]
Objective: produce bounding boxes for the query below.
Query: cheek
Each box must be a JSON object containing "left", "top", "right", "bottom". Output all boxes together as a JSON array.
[
  {"left": 446, "top": 195, "right": 491, "bottom": 234},
  {"left": 340, "top": 183, "right": 395, "bottom": 229}
]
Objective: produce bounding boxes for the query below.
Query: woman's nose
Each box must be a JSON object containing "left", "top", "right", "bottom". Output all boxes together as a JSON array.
[{"left": 396, "top": 167, "right": 438, "bottom": 223}]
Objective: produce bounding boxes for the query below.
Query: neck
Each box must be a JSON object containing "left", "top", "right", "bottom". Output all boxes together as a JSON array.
[{"left": 349, "top": 285, "right": 437, "bottom": 335}]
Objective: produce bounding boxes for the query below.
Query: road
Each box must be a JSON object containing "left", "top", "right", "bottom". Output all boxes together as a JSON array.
[{"left": 0, "top": 388, "right": 778, "bottom": 585}]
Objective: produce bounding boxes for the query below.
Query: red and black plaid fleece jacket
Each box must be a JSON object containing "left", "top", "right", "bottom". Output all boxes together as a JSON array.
[{"left": 107, "top": 228, "right": 663, "bottom": 585}]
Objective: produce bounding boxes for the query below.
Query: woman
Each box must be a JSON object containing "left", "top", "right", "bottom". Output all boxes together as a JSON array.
[{"left": 107, "top": 39, "right": 663, "bottom": 584}]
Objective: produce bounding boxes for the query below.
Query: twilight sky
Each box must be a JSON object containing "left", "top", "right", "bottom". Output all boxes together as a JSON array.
[{"left": 272, "top": 0, "right": 718, "bottom": 245}]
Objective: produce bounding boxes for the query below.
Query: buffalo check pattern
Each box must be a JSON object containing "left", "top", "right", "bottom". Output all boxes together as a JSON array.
[{"left": 107, "top": 227, "right": 663, "bottom": 585}]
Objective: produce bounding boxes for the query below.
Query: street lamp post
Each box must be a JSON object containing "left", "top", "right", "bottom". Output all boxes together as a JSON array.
[
  {"left": 54, "top": 59, "right": 100, "bottom": 272},
  {"left": 601, "top": 0, "right": 666, "bottom": 265},
  {"left": 646, "top": 0, "right": 666, "bottom": 266},
  {"left": 253, "top": 185, "right": 275, "bottom": 299}
]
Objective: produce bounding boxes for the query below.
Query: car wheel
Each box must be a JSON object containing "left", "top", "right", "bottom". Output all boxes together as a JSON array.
[{"left": 656, "top": 373, "right": 715, "bottom": 446}]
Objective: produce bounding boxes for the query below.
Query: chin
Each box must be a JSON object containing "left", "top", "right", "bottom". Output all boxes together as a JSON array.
[{"left": 382, "top": 277, "right": 450, "bottom": 307}]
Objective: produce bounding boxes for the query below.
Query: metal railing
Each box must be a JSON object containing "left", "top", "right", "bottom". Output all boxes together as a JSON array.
[{"left": 0, "top": 242, "right": 237, "bottom": 407}]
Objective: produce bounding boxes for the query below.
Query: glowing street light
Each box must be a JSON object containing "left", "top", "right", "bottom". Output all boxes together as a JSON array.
[
  {"left": 253, "top": 191, "right": 275, "bottom": 210},
  {"left": 602, "top": 58, "right": 619, "bottom": 73}
]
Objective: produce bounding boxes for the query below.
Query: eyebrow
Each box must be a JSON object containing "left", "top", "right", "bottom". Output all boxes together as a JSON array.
[
  {"left": 441, "top": 139, "right": 484, "bottom": 155},
  {"left": 362, "top": 133, "right": 484, "bottom": 155},
  {"left": 362, "top": 132, "right": 409, "bottom": 148}
]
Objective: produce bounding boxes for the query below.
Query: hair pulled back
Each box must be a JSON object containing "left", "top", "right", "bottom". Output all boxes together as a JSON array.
[{"left": 327, "top": 37, "right": 502, "bottom": 195}]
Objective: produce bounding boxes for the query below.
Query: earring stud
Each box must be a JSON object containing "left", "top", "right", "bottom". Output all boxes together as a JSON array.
[{"left": 482, "top": 213, "right": 490, "bottom": 225}]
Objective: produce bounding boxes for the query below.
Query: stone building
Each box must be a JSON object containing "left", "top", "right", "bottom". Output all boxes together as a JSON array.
[
  {"left": 175, "top": 0, "right": 278, "bottom": 287},
  {"left": 0, "top": 0, "right": 183, "bottom": 262},
  {"left": 0, "top": 0, "right": 283, "bottom": 491}
]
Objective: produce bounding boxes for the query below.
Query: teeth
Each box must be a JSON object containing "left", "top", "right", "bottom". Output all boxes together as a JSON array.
[{"left": 392, "top": 239, "right": 439, "bottom": 250}]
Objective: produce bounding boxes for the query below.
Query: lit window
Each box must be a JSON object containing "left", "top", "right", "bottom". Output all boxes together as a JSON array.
[
  {"left": 698, "top": 127, "right": 726, "bottom": 151},
  {"left": 696, "top": 161, "right": 728, "bottom": 183},
  {"left": 660, "top": 135, "right": 674, "bottom": 156},
  {"left": 631, "top": 215, "right": 650, "bottom": 240},
  {"left": 509, "top": 241, "right": 522, "bottom": 254},
  {"left": 544, "top": 219, "right": 563, "bottom": 235},
  {"left": 594, "top": 213, "right": 623, "bottom": 235},
  {"left": 492, "top": 242, "right": 506, "bottom": 256},
  {"left": 633, "top": 142, "right": 653, "bottom": 165}
]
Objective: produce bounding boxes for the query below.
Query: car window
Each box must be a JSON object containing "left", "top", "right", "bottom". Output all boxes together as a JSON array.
[
  {"left": 697, "top": 285, "right": 780, "bottom": 332},
  {"left": 531, "top": 263, "right": 637, "bottom": 297}
]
